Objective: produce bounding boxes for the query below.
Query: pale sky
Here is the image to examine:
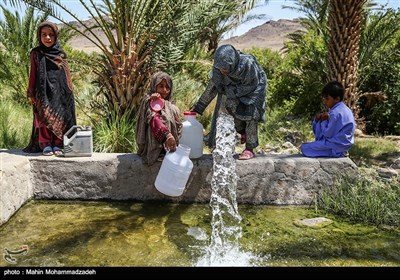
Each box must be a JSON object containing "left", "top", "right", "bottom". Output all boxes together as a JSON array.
[{"left": 1, "top": 0, "right": 399, "bottom": 38}]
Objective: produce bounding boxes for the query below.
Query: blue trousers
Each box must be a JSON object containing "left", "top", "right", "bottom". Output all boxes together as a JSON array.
[{"left": 301, "top": 141, "right": 344, "bottom": 158}]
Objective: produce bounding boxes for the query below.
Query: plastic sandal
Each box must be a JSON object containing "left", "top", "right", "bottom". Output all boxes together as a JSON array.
[
  {"left": 238, "top": 149, "right": 255, "bottom": 160},
  {"left": 53, "top": 147, "right": 63, "bottom": 156},
  {"left": 42, "top": 146, "right": 53, "bottom": 156}
]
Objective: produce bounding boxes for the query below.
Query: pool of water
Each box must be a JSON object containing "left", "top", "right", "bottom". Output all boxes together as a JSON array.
[{"left": 1, "top": 200, "right": 399, "bottom": 267}]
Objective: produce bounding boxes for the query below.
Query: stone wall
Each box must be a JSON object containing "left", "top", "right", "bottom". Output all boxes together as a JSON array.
[
  {"left": 31, "top": 153, "right": 357, "bottom": 204},
  {"left": 0, "top": 150, "right": 358, "bottom": 226}
]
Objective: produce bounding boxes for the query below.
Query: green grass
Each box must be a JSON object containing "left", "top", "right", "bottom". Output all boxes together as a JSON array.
[
  {"left": 316, "top": 174, "right": 400, "bottom": 228},
  {"left": 349, "top": 137, "right": 400, "bottom": 167},
  {"left": 0, "top": 99, "right": 31, "bottom": 149},
  {"left": 316, "top": 137, "right": 400, "bottom": 229}
]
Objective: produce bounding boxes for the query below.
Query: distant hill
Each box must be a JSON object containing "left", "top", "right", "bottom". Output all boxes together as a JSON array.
[
  {"left": 67, "top": 18, "right": 304, "bottom": 53},
  {"left": 221, "top": 19, "right": 304, "bottom": 52},
  {"left": 65, "top": 18, "right": 112, "bottom": 53}
]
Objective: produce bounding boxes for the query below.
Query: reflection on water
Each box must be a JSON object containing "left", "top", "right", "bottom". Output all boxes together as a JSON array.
[{"left": 1, "top": 200, "right": 399, "bottom": 267}]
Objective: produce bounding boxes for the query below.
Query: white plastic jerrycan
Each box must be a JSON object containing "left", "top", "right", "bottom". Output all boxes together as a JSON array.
[
  {"left": 155, "top": 144, "right": 193, "bottom": 197},
  {"left": 63, "top": 125, "right": 93, "bottom": 157},
  {"left": 179, "top": 111, "right": 204, "bottom": 159}
]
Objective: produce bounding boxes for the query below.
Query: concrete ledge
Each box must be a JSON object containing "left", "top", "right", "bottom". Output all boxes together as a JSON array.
[
  {"left": 1, "top": 149, "right": 358, "bottom": 225},
  {"left": 0, "top": 151, "right": 33, "bottom": 225}
]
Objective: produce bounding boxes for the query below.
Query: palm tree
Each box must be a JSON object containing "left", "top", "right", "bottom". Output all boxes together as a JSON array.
[
  {"left": 285, "top": 0, "right": 367, "bottom": 109},
  {"left": 326, "top": 0, "right": 368, "bottom": 127},
  {"left": 284, "top": 0, "right": 400, "bottom": 130}
]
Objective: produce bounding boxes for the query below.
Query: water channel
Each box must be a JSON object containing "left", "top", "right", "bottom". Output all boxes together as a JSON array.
[{"left": 1, "top": 200, "right": 399, "bottom": 267}]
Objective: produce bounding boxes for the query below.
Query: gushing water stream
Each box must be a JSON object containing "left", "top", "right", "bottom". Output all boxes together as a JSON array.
[{"left": 196, "top": 113, "right": 255, "bottom": 266}]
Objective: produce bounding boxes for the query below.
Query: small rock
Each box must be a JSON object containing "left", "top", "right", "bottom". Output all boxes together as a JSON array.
[
  {"left": 377, "top": 167, "right": 399, "bottom": 178},
  {"left": 384, "top": 135, "right": 400, "bottom": 141},
  {"left": 264, "top": 145, "right": 280, "bottom": 153},
  {"left": 281, "top": 148, "right": 300, "bottom": 155},
  {"left": 354, "top": 129, "right": 364, "bottom": 137},
  {"left": 390, "top": 158, "right": 400, "bottom": 169},
  {"left": 282, "top": 142, "right": 295, "bottom": 149},
  {"left": 255, "top": 147, "right": 266, "bottom": 155},
  {"left": 295, "top": 217, "right": 333, "bottom": 228}
]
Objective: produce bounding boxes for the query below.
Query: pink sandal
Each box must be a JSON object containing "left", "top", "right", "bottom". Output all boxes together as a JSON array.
[{"left": 238, "top": 149, "right": 255, "bottom": 160}]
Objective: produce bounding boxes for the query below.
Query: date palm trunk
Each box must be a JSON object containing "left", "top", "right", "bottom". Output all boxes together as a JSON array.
[{"left": 327, "top": 0, "right": 367, "bottom": 130}]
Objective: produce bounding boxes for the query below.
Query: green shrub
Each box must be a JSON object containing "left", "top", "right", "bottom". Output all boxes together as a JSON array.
[
  {"left": 0, "top": 99, "right": 31, "bottom": 149},
  {"left": 172, "top": 72, "right": 215, "bottom": 130},
  {"left": 245, "top": 47, "right": 282, "bottom": 80}
]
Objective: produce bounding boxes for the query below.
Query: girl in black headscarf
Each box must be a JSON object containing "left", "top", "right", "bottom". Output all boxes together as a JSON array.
[
  {"left": 23, "top": 21, "right": 76, "bottom": 156},
  {"left": 192, "top": 44, "right": 267, "bottom": 160}
]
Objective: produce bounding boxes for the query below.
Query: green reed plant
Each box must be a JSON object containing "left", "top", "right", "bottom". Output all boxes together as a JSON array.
[
  {"left": 93, "top": 108, "right": 136, "bottom": 153},
  {"left": 315, "top": 173, "right": 400, "bottom": 228},
  {"left": 0, "top": 99, "right": 31, "bottom": 149}
]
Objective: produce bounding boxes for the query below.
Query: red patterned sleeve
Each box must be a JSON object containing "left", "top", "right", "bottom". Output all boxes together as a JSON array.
[
  {"left": 150, "top": 113, "right": 170, "bottom": 143},
  {"left": 27, "top": 52, "right": 37, "bottom": 98}
]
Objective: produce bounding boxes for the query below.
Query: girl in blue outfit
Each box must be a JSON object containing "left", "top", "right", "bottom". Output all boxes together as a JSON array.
[
  {"left": 301, "top": 81, "right": 356, "bottom": 158},
  {"left": 191, "top": 44, "right": 267, "bottom": 160}
]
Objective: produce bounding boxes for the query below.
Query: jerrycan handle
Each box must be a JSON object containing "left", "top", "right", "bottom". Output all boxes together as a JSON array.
[{"left": 63, "top": 125, "right": 83, "bottom": 146}]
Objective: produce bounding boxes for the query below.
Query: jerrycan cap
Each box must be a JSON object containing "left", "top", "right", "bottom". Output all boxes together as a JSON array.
[
  {"left": 184, "top": 111, "right": 197, "bottom": 116},
  {"left": 150, "top": 98, "right": 165, "bottom": 112}
]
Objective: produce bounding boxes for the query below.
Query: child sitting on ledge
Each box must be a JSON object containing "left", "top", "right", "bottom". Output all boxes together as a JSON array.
[{"left": 301, "top": 81, "right": 356, "bottom": 158}]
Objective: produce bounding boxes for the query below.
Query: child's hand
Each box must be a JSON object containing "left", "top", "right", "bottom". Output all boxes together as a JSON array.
[
  {"left": 149, "top": 93, "right": 161, "bottom": 100},
  {"left": 315, "top": 112, "right": 329, "bottom": 121},
  {"left": 164, "top": 133, "right": 177, "bottom": 152},
  {"left": 319, "top": 112, "right": 329, "bottom": 121}
]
